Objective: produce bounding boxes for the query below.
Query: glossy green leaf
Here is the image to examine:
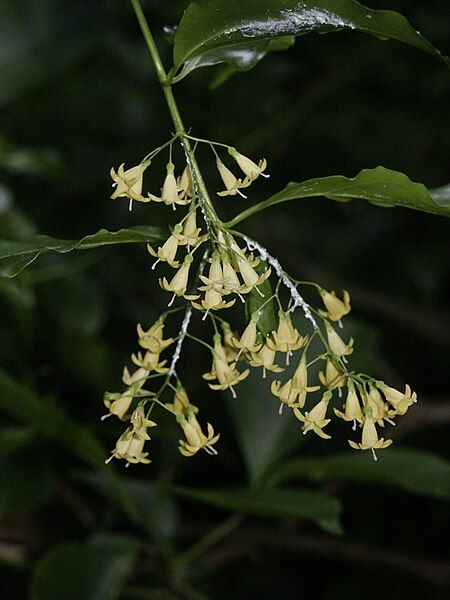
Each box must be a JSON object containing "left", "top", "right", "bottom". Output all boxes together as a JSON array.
[
  {"left": 225, "top": 368, "right": 302, "bottom": 482},
  {"left": 270, "top": 448, "right": 450, "bottom": 499},
  {"left": 245, "top": 261, "right": 277, "bottom": 337},
  {"left": 0, "top": 226, "right": 164, "bottom": 278},
  {"left": 162, "top": 484, "right": 342, "bottom": 523},
  {"left": 209, "top": 36, "right": 295, "bottom": 88},
  {"left": 31, "top": 534, "right": 140, "bottom": 600},
  {"left": 173, "top": 0, "right": 446, "bottom": 78},
  {"left": 226, "top": 167, "right": 450, "bottom": 227}
]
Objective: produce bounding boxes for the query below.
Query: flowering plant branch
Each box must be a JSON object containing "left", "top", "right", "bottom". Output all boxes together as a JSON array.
[{"left": 102, "top": 0, "right": 420, "bottom": 467}]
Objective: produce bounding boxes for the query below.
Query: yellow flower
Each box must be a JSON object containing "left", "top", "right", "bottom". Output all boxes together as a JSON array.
[
  {"left": 318, "top": 289, "right": 351, "bottom": 322},
  {"left": 178, "top": 412, "right": 220, "bottom": 457},
  {"left": 291, "top": 353, "right": 320, "bottom": 407},
  {"left": 110, "top": 162, "right": 149, "bottom": 208},
  {"left": 165, "top": 385, "right": 199, "bottom": 416},
  {"left": 131, "top": 350, "right": 168, "bottom": 373},
  {"left": 348, "top": 417, "right": 392, "bottom": 460},
  {"left": 159, "top": 255, "right": 200, "bottom": 305},
  {"left": 221, "top": 321, "right": 240, "bottom": 362},
  {"left": 203, "top": 334, "right": 249, "bottom": 397},
  {"left": 378, "top": 383, "right": 417, "bottom": 416},
  {"left": 294, "top": 393, "right": 331, "bottom": 439},
  {"left": 148, "top": 231, "right": 181, "bottom": 269},
  {"left": 325, "top": 322, "right": 354, "bottom": 357},
  {"left": 103, "top": 392, "right": 133, "bottom": 421},
  {"left": 148, "top": 163, "right": 191, "bottom": 209},
  {"left": 249, "top": 341, "right": 284, "bottom": 378},
  {"left": 173, "top": 211, "right": 206, "bottom": 251},
  {"left": 334, "top": 385, "right": 363, "bottom": 428},
  {"left": 271, "top": 380, "right": 299, "bottom": 413},
  {"left": 130, "top": 405, "right": 157, "bottom": 441},
  {"left": 137, "top": 320, "right": 173, "bottom": 354},
  {"left": 194, "top": 254, "right": 236, "bottom": 313},
  {"left": 230, "top": 317, "right": 262, "bottom": 356},
  {"left": 216, "top": 159, "right": 249, "bottom": 198},
  {"left": 177, "top": 165, "right": 194, "bottom": 199},
  {"left": 236, "top": 255, "right": 271, "bottom": 294},
  {"left": 107, "top": 427, "right": 151, "bottom": 464},
  {"left": 267, "top": 311, "right": 306, "bottom": 359},
  {"left": 318, "top": 358, "right": 346, "bottom": 389},
  {"left": 365, "top": 388, "right": 392, "bottom": 425},
  {"left": 228, "top": 147, "right": 269, "bottom": 182}
]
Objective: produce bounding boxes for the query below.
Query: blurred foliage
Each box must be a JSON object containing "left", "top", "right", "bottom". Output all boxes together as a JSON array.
[{"left": 0, "top": 0, "right": 449, "bottom": 599}]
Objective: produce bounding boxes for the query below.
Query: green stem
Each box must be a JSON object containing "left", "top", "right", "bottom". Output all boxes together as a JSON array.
[
  {"left": 129, "top": 0, "right": 221, "bottom": 228},
  {"left": 175, "top": 514, "right": 242, "bottom": 569}
]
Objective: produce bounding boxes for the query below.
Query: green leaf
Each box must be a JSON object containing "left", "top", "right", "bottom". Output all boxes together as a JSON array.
[
  {"left": 31, "top": 534, "right": 140, "bottom": 600},
  {"left": 225, "top": 368, "right": 302, "bottom": 482},
  {"left": 270, "top": 448, "right": 450, "bottom": 500},
  {"left": 226, "top": 167, "right": 450, "bottom": 227},
  {"left": 0, "top": 367, "right": 105, "bottom": 468},
  {"left": 0, "top": 226, "right": 164, "bottom": 278},
  {"left": 173, "top": 0, "right": 447, "bottom": 78},
  {"left": 209, "top": 36, "right": 295, "bottom": 88},
  {"left": 245, "top": 261, "right": 277, "bottom": 337},
  {"left": 162, "top": 484, "right": 342, "bottom": 524}
]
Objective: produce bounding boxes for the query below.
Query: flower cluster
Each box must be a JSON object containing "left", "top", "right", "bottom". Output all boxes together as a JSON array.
[{"left": 104, "top": 135, "right": 416, "bottom": 465}]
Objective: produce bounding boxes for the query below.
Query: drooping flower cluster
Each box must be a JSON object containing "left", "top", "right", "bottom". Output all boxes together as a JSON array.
[{"left": 104, "top": 135, "right": 417, "bottom": 465}]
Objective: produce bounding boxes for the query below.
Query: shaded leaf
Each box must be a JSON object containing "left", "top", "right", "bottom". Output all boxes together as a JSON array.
[
  {"left": 173, "top": 0, "right": 446, "bottom": 78},
  {"left": 77, "top": 471, "right": 177, "bottom": 539},
  {"left": 225, "top": 368, "right": 302, "bottom": 482},
  {"left": 162, "top": 484, "right": 342, "bottom": 524},
  {"left": 226, "top": 167, "right": 450, "bottom": 227},
  {"left": 31, "top": 534, "right": 140, "bottom": 600},
  {"left": 0, "top": 367, "right": 105, "bottom": 468},
  {"left": 0, "top": 226, "right": 164, "bottom": 278},
  {"left": 270, "top": 448, "right": 450, "bottom": 500},
  {"left": 245, "top": 260, "right": 277, "bottom": 337}
]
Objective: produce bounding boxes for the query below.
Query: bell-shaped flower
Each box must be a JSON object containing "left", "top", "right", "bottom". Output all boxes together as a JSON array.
[
  {"left": 103, "top": 392, "right": 133, "bottom": 421},
  {"left": 348, "top": 417, "right": 392, "bottom": 460},
  {"left": 236, "top": 255, "right": 271, "bottom": 294},
  {"left": 230, "top": 316, "right": 262, "bottom": 356},
  {"left": 364, "top": 388, "right": 392, "bottom": 425},
  {"left": 221, "top": 321, "right": 240, "bottom": 362},
  {"left": 228, "top": 147, "right": 269, "bottom": 182},
  {"left": 165, "top": 385, "right": 199, "bottom": 416},
  {"left": 148, "top": 231, "right": 181, "bottom": 269},
  {"left": 107, "top": 427, "right": 151, "bottom": 464},
  {"left": 378, "top": 383, "right": 417, "bottom": 416},
  {"left": 110, "top": 163, "right": 149, "bottom": 206},
  {"left": 291, "top": 353, "right": 320, "bottom": 407},
  {"left": 334, "top": 384, "right": 363, "bottom": 428},
  {"left": 148, "top": 163, "right": 191, "bottom": 209},
  {"left": 318, "top": 289, "right": 351, "bottom": 322},
  {"left": 319, "top": 358, "right": 346, "bottom": 389},
  {"left": 194, "top": 254, "right": 236, "bottom": 313},
  {"left": 177, "top": 165, "right": 194, "bottom": 199},
  {"left": 294, "top": 392, "right": 332, "bottom": 439},
  {"left": 216, "top": 159, "right": 250, "bottom": 198},
  {"left": 267, "top": 311, "right": 307, "bottom": 360},
  {"left": 177, "top": 412, "right": 220, "bottom": 457},
  {"left": 131, "top": 350, "right": 168, "bottom": 374},
  {"left": 250, "top": 341, "right": 284, "bottom": 378},
  {"left": 271, "top": 379, "right": 300, "bottom": 413},
  {"left": 137, "top": 320, "right": 173, "bottom": 354},
  {"left": 130, "top": 405, "right": 157, "bottom": 440},
  {"left": 325, "top": 322, "right": 354, "bottom": 357},
  {"left": 173, "top": 211, "right": 206, "bottom": 251},
  {"left": 203, "top": 334, "right": 249, "bottom": 397},
  {"left": 160, "top": 255, "right": 200, "bottom": 305}
]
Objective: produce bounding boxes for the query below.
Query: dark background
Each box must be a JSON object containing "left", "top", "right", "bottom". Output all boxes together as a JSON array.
[{"left": 0, "top": 1, "right": 449, "bottom": 598}]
